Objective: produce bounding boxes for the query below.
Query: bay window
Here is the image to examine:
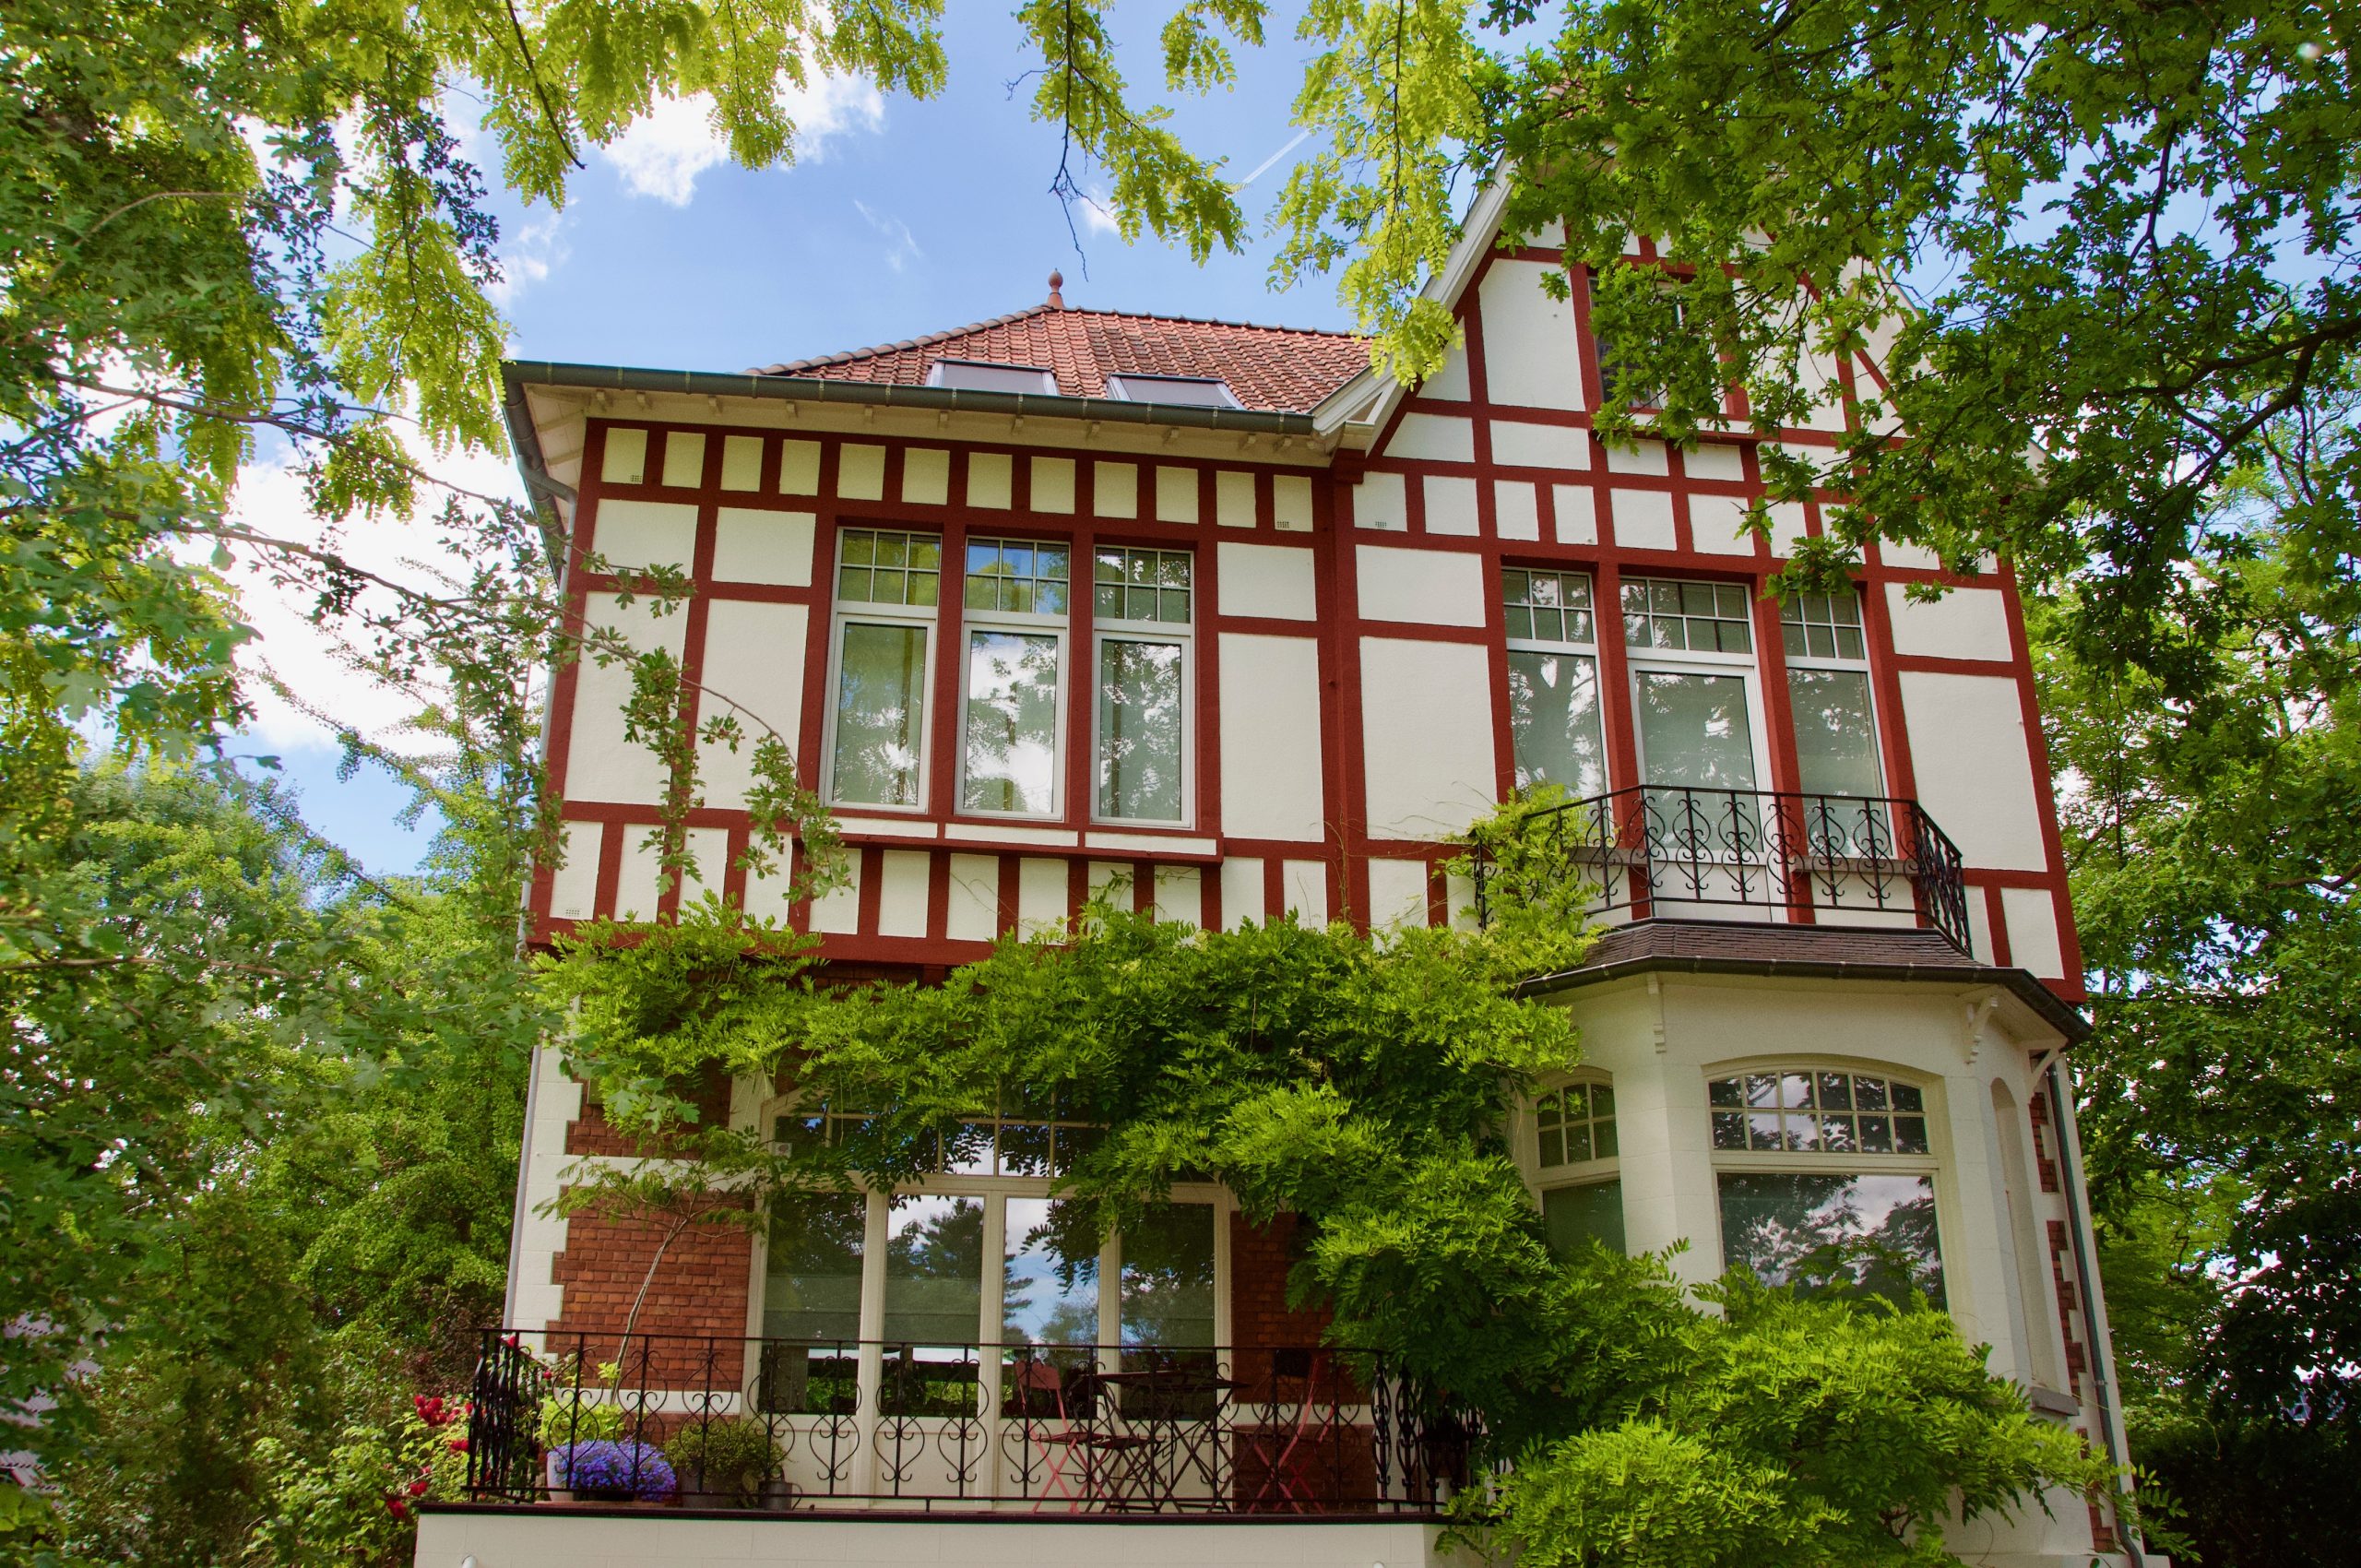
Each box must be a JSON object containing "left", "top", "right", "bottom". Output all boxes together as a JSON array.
[
  {"left": 1532, "top": 1076, "right": 1625, "bottom": 1258},
  {"left": 960, "top": 539, "right": 1070, "bottom": 816},
  {"left": 1503, "top": 567, "right": 1608, "bottom": 796},
  {"left": 828, "top": 529, "right": 940, "bottom": 808},
  {"left": 1093, "top": 546, "right": 1192, "bottom": 825},
  {"left": 1707, "top": 1066, "right": 1945, "bottom": 1307}
]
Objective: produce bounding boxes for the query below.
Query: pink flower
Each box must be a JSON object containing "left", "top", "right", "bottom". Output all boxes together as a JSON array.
[
  {"left": 406, "top": 1477, "right": 431, "bottom": 1497},
  {"left": 386, "top": 1496, "right": 410, "bottom": 1520},
  {"left": 447, "top": 1438, "right": 469, "bottom": 1455}
]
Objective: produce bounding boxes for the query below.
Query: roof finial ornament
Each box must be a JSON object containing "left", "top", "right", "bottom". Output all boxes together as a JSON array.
[{"left": 1047, "top": 269, "right": 1065, "bottom": 310}]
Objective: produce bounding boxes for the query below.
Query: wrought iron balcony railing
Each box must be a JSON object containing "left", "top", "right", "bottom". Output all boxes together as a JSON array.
[
  {"left": 466, "top": 1328, "right": 1475, "bottom": 1515},
  {"left": 1470, "top": 785, "right": 1974, "bottom": 956}
]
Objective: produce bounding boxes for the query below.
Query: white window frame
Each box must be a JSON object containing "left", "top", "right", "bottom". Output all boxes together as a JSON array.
[
  {"left": 823, "top": 527, "right": 942, "bottom": 813},
  {"left": 1104, "top": 374, "right": 1241, "bottom": 409},
  {"left": 751, "top": 1087, "right": 1234, "bottom": 1355},
  {"left": 1703, "top": 1060, "right": 1948, "bottom": 1300},
  {"left": 1090, "top": 546, "right": 1195, "bottom": 829},
  {"left": 956, "top": 536, "right": 1074, "bottom": 821},
  {"left": 926, "top": 360, "right": 1057, "bottom": 395},
  {"left": 1501, "top": 565, "right": 1611, "bottom": 797},
  {"left": 1619, "top": 576, "right": 1778, "bottom": 795}
]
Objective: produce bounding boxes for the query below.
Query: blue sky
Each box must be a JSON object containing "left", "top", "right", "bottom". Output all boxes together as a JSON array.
[{"left": 262, "top": 6, "right": 1358, "bottom": 879}]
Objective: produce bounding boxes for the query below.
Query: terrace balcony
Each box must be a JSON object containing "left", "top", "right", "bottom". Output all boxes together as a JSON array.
[
  {"left": 452, "top": 1329, "right": 1470, "bottom": 1519},
  {"left": 1470, "top": 784, "right": 1975, "bottom": 955}
]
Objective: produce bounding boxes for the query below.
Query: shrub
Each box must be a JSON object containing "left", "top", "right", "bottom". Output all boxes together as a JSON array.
[
  {"left": 662, "top": 1418, "right": 785, "bottom": 1504},
  {"left": 556, "top": 1439, "right": 675, "bottom": 1501}
]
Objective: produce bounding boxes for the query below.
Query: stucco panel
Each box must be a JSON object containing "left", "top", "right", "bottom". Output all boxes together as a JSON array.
[
  {"left": 1383, "top": 413, "right": 1476, "bottom": 463},
  {"left": 1886, "top": 583, "right": 2014, "bottom": 662},
  {"left": 1217, "top": 634, "right": 1327, "bottom": 842},
  {"left": 589, "top": 498, "right": 697, "bottom": 571},
  {"left": 1477, "top": 259, "right": 1584, "bottom": 410},
  {"left": 563, "top": 598, "right": 691, "bottom": 803},
  {"left": 1358, "top": 636, "right": 1498, "bottom": 838},
  {"left": 1898, "top": 671, "right": 2049, "bottom": 871},
  {"left": 694, "top": 600, "right": 809, "bottom": 810},
  {"left": 1357, "top": 544, "right": 1487, "bottom": 627},
  {"left": 711, "top": 507, "right": 815, "bottom": 586},
  {"left": 1216, "top": 542, "right": 1318, "bottom": 621}
]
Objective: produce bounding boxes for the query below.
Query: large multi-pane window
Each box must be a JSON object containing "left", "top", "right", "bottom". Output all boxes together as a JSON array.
[
  {"left": 1707, "top": 1066, "right": 1945, "bottom": 1308},
  {"left": 1093, "top": 546, "right": 1192, "bottom": 825},
  {"left": 822, "top": 530, "right": 1196, "bottom": 824},
  {"left": 1779, "top": 589, "right": 1887, "bottom": 849},
  {"left": 960, "top": 539, "right": 1070, "bottom": 816},
  {"left": 1532, "top": 1077, "right": 1625, "bottom": 1258},
  {"left": 828, "top": 529, "right": 941, "bottom": 808},
  {"left": 1503, "top": 568, "right": 1608, "bottom": 796}
]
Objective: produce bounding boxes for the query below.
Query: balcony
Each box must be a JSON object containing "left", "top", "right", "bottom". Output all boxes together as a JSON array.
[
  {"left": 1470, "top": 786, "right": 1974, "bottom": 955},
  {"left": 460, "top": 1330, "right": 1471, "bottom": 1518}
]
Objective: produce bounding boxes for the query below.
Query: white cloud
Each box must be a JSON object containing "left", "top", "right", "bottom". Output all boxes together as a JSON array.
[
  {"left": 1076, "top": 185, "right": 1122, "bottom": 238},
  {"left": 490, "top": 211, "right": 569, "bottom": 307},
  {"left": 219, "top": 434, "right": 528, "bottom": 757},
  {"left": 603, "top": 72, "right": 884, "bottom": 206},
  {"left": 854, "top": 199, "right": 921, "bottom": 272}
]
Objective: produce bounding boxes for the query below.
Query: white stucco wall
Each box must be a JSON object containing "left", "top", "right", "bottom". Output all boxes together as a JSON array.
[
  {"left": 694, "top": 600, "right": 810, "bottom": 811},
  {"left": 415, "top": 1512, "right": 1462, "bottom": 1568},
  {"left": 1886, "top": 583, "right": 2014, "bottom": 661}
]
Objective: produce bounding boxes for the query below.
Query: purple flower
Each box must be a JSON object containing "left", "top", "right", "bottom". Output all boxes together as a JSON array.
[{"left": 556, "top": 1439, "right": 676, "bottom": 1502}]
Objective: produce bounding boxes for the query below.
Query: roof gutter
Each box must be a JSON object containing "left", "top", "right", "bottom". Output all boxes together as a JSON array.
[{"left": 1514, "top": 950, "right": 2093, "bottom": 1042}]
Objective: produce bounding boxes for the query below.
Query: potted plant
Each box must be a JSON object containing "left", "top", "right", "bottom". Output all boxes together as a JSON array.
[
  {"left": 547, "top": 1439, "right": 677, "bottom": 1504},
  {"left": 537, "top": 1387, "right": 624, "bottom": 1498},
  {"left": 661, "top": 1418, "right": 789, "bottom": 1507}
]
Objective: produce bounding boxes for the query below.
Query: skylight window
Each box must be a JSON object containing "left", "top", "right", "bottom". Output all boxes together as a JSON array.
[
  {"left": 926, "top": 360, "right": 1057, "bottom": 395},
  {"left": 1103, "top": 374, "right": 1241, "bottom": 408}
]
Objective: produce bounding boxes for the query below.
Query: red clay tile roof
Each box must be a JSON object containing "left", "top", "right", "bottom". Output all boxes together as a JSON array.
[{"left": 749, "top": 303, "right": 1371, "bottom": 415}]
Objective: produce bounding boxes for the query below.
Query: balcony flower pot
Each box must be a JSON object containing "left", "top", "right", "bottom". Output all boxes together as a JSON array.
[{"left": 546, "top": 1440, "right": 677, "bottom": 1505}]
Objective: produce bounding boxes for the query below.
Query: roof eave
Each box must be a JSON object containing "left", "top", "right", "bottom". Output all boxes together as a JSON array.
[
  {"left": 504, "top": 359, "right": 1320, "bottom": 434},
  {"left": 1513, "top": 947, "right": 2093, "bottom": 1043}
]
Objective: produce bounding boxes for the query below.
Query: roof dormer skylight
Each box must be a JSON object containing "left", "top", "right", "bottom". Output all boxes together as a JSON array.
[
  {"left": 926, "top": 360, "right": 1057, "bottom": 395},
  {"left": 1104, "top": 374, "right": 1241, "bottom": 408}
]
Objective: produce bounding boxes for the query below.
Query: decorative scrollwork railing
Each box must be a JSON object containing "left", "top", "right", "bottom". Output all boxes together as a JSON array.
[
  {"left": 1469, "top": 785, "right": 1973, "bottom": 956},
  {"left": 466, "top": 1330, "right": 1473, "bottom": 1515}
]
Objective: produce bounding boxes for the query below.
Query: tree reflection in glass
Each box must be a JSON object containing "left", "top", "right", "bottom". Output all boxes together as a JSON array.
[
  {"left": 759, "top": 1194, "right": 866, "bottom": 1414},
  {"left": 1508, "top": 650, "right": 1608, "bottom": 794},
  {"left": 1786, "top": 667, "right": 1887, "bottom": 852},
  {"left": 961, "top": 630, "right": 1061, "bottom": 814},
  {"left": 832, "top": 623, "right": 927, "bottom": 805},
  {"left": 1097, "top": 639, "right": 1183, "bottom": 821},
  {"left": 1716, "top": 1171, "right": 1945, "bottom": 1308}
]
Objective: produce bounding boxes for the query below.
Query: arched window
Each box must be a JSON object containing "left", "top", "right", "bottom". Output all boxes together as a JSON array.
[
  {"left": 1531, "top": 1077, "right": 1625, "bottom": 1257},
  {"left": 1705, "top": 1067, "right": 1945, "bottom": 1307}
]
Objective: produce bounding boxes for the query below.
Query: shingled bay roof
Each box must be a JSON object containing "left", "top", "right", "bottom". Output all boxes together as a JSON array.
[{"left": 749, "top": 302, "right": 1371, "bottom": 415}]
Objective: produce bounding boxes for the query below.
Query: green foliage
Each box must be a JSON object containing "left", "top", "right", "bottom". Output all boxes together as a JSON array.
[
  {"left": 2032, "top": 422, "right": 2361, "bottom": 1561},
  {"left": 557, "top": 900, "right": 2106, "bottom": 1560},
  {"left": 1262, "top": 0, "right": 2361, "bottom": 672},
  {"left": 663, "top": 1418, "right": 785, "bottom": 1504},
  {"left": 4, "top": 764, "right": 534, "bottom": 1565},
  {"left": 1492, "top": 1282, "right": 2102, "bottom": 1568}
]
